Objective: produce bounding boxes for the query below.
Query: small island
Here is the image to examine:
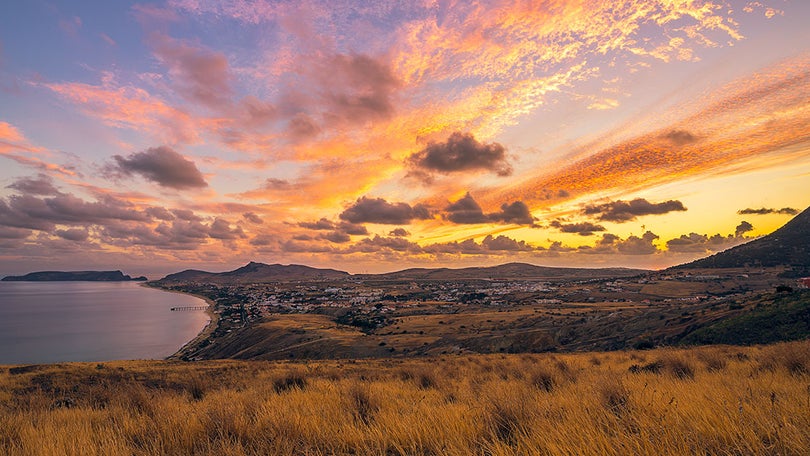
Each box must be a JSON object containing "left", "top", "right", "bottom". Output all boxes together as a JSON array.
[{"left": 1, "top": 270, "right": 148, "bottom": 282}]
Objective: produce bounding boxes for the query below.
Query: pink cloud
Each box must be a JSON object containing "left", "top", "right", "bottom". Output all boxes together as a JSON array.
[
  {"left": 42, "top": 82, "right": 199, "bottom": 145},
  {"left": 149, "top": 33, "right": 234, "bottom": 110}
]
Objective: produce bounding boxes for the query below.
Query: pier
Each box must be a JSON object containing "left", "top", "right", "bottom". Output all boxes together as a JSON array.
[{"left": 170, "top": 306, "right": 208, "bottom": 311}]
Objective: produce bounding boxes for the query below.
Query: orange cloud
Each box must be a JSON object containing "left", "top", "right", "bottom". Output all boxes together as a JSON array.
[{"left": 488, "top": 56, "right": 810, "bottom": 207}]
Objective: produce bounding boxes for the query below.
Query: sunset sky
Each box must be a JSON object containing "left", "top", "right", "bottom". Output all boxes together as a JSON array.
[{"left": 1, "top": 0, "right": 809, "bottom": 277}]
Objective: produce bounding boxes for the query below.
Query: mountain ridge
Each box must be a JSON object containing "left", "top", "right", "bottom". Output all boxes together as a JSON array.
[
  {"left": 1, "top": 270, "right": 147, "bottom": 282},
  {"left": 156, "top": 261, "right": 649, "bottom": 284}
]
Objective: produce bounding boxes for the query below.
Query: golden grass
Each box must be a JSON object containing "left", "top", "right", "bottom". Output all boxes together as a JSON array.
[{"left": 1, "top": 341, "right": 809, "bottom": 455}]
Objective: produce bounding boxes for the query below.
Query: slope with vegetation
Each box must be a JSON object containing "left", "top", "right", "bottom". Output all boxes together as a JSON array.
[{"left": 1, "top": 341, "right": 808, "bottom": 455}]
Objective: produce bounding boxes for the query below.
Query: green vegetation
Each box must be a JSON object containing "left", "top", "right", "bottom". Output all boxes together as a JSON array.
[{"left": 682, "top": 291, "right": 810, "bottom": 345}]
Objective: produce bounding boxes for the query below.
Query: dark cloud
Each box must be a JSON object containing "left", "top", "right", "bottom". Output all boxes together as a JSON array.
[
  {"left": 424, "top": 235, "right": 535, "bottom": 254},
  {"left": 146, "top": 207, "right": 175, "bottom": 221},
  {"left": 583, "top": 198, "right": 686, "bottom": 222},
  {"left": 537, "top": 188, "right": 570, "bottom": 200},
  {"left": 208, "top": 218, "right": 245, "bottom": 240},
  {"left": 737, "top": 207, "right": 798, "bottom": 215},
  {"left": 55, "top": 228, "right": 89, "bottom": 242},
  {"left": 666, "top": 231, "right": 749, "bottom": 254},
  {"left": 577, "top": 233, "right": 621, "bottom": 254},
  {"left": 249, "top": 234, "right": 275, "bottom": 246},
  {"left": 735, "top": 220, "right": 754, "bottom": 237},
  {"left": 323, "top": 231, "right": 351, "bottom": 243},
  {"left": 112, "top": 146, "right": 208, "bottom": 189},
  {"left": 282, "top": 239, "right": 336, "bottom": 253},
  {"left": 350, "top": 235, "right": 422, "bottom": 253},
  {"left": 661, "top": 129, "right": 699, "bottom": 146},
  {"left": 666, "top": 233, "right": 715, "bottom": 253},
  {"left": 616, "top": 231, "right": 660, "bottom": 255},
  {"left": 481, "top": 235, "right": 534, "bottom": 251},
  {"left": 0, "top": 193, "right": 149, "bottom": 231},
  {"left": 100, "top": 215, "right": 253, "bottom": 251},
  {"left": 550, "top": 220, "right": 606, "bottom": 236},
  {"left": 299, "top": 218, "right": 336, "bottom": 230},
  {"left": 242, "top": 212, "right": 263, "bottom": 224},
  {"left": 151, "top": 33, "right": 233, "bottom": 109},
  {"left": 325, "top": 53, "right": 400, "bottom": 123},
  {"left": 264, "top": 178, "right": 292, "bottom": 190},
  {"left": 407, "top": 132, "right": 512, "bottom": 179},
  {"left": 338, "top": 221, "right": 368, "bottom": 236},
  {"left": 0, "top": 226, "right": 31, "bottom": 239},
  {"left": 389, "top": 228, "right": 410, "bottom": 237},
  {"left": 445, "top": 193, "right": 487, "bottom": 224},
  {"left": 299, "top": 218, "right": 368, "bottom": 237},
  {"left": 577, "top": 230, "right": 660, "bottom": 255},
  {"left": 489, "top": 201, "right": 535, "bottom": 225},
  {"left": 340, "top": 196, "right": 431, "bottom": 225},
  {"left": 6, "top": 174, "right": 61, "bottom": 195},
  {"left": 423, "top": 238, "right": 483, "bottom": 255},
  {"left": 444, "top": 193, "right": 534, "bottom": 225},
  {"left": 172, "top": 209, "right": 202, "bottom": 222},
  {"left": 100, "top": 219, "right": 208, "bottom": 250},
  {"left": 155, "top": 220, "right": 208, "bottom": 242}
]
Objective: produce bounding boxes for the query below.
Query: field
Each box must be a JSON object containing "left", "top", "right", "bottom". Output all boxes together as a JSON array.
[{"left": 2, "top": 341, "right": 809, "bottom": 455}]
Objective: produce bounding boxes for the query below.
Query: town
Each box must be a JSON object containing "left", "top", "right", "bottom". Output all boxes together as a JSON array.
[{"left": 154, "top": 265, "right": 805, "bottom": 361}]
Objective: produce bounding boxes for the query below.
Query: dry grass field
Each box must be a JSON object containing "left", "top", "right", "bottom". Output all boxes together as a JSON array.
[{"left": 2, "top": 341, "right": 809, "bottom": 455}]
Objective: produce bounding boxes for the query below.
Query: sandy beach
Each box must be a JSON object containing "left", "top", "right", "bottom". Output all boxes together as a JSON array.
[{"left": 140, "top": 283, "right": 218, "bottom": 360}]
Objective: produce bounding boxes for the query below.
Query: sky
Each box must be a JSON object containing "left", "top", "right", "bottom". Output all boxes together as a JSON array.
[{"left": 1, "top": 0, "right": 809, "bottom": 278}]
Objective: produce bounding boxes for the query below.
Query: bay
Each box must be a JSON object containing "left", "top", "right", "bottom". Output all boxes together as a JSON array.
[{"left": 0, "top": 281, "right": 209, "bottom": 364}]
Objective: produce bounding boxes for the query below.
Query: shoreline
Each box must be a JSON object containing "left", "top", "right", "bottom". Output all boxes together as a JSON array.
[{"left": 141, "top": 283, "right": 218, "bottom": 361}]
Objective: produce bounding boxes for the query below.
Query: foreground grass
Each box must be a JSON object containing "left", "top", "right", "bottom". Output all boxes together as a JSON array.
[{"left": 1, "top": 341, "right": 809, "bottom": 455}]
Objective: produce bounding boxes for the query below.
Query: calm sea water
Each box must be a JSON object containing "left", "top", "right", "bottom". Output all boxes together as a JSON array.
[{"left": 0, "top": 281, "right": 210, "bottom": 364}]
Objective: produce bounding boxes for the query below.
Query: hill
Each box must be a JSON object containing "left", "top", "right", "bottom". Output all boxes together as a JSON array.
[
  {"left": 675, "top": 205, "right": 810, "bottom": 273},
  {"left": 1, "top": 270, "right": 147, "bottom": 282},
  {"left": 363, "top": 262, "right": 647, "bottom": 281},
  {"left": 157, "top": 262, "right": 350, "bottom": 284}
]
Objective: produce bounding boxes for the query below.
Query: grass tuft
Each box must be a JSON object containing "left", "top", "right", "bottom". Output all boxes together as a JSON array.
[
  {"left": 1, "top": 342, "right": 809, "bottom": 454},
  {"left": 272, "top": 371, "right": 308, "bottom": 393}
]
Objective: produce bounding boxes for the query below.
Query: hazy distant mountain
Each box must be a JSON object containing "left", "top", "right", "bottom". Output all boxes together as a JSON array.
[
  {"left": 359, "top": 262, "right": 647, "bottom": 281},
  {"left": 157, "top": 262, "right": 350, "bottom": 283},
  {"left": 675, "top": 205, "right": 810, "bottom": 273},
  {"left": 2, "top": 270, "right": 147, "bottom": 282}
]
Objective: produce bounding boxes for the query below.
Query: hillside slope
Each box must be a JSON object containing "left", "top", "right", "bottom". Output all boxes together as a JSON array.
[{"left": 675, "top": 205, "right": 809, "bottom": 272}]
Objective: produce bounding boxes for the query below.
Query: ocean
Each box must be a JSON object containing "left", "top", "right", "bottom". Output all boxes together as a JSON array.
[{"left": 0, "top": 281, "right": 210, "bottom": 364}]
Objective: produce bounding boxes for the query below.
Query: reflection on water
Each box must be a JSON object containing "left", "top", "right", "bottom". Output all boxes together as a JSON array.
[{"left": 0, "top": 281, "right": 209, "bottom": 364}]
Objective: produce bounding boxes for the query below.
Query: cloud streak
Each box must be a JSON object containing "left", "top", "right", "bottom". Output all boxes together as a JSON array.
[
  {"left": 737, "top": 207, "right": 798, "bottom": 215},
  {"left": 583, "top": 198, "right": 686, "bottom": 222}
]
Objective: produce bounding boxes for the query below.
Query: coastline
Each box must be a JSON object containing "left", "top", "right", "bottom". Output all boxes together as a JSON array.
[{"left": 141, "top": 283, "right": 218, "bottom": 361}]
